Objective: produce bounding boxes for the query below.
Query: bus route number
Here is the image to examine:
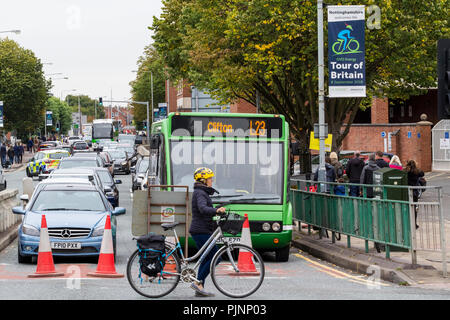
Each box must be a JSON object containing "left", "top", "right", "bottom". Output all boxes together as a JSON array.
[{"left": 249, "top": 120, "right": 267, "bottom": 137}]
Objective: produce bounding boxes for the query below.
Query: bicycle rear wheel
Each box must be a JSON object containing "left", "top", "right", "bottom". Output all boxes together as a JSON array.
[
  {"left": 126, "top": 246, "right": 181, "bottom": 298},
  {"left": 210, "top": 244, "right": 264, "bottom": 298}
]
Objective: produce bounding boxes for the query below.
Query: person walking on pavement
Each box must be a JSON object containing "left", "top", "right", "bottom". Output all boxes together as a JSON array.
[
  {"left": 313, "top": 156, "right": 336, "bottom": 193},
  {"left": 345, "top": 151, "right": 365, "bottom": 197},
  {"left": 13, "top": 143, "right": 20, "bottom": 164},
  {"left": 0, "top": 143, "right": 6, "bottom": 168},
  {"left": 7, "top": 145, "right": 14, "bottom": 166},
  {"left": 389, "top": 155, "right": 403, "bottom": 170},
  {"left": 375, "top": 151, "right": 389, "bottom": 168},
  {"left": 18, "top": 143, "right": 24, "bottom": 163},
  {"left": 330, "top": 152, "right": 344, "bottom": 179},
  {"left": 189, "top": 167, "right": 226, "bottom": 297},
  {"left": 360, "top": 153, "right": 382, "bottom": 253},
  {"left": 360, "top": 153, "right": 380, "bottom": 199},
  {"left": 405, "top": 160, "right": 425, "bottom": 229}
]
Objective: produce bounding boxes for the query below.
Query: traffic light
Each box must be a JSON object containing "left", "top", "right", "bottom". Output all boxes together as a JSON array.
[
  {"left": 438, "top": 39, "right": 450, "bottom": 120},
  {"left": 99, "top": 97, "right": 103, "bottom": 107}
]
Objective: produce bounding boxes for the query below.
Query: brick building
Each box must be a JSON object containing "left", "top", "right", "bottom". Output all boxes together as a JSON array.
[
  {"left": 165, "top": 79, "right": 256, "bottom": 114},
  {"left": 104, "top": 106, "right": 133, "bottom": 129}
]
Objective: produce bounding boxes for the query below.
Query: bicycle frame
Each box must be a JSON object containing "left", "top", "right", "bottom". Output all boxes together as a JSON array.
[{"left": 164, "top": 225, "right": 239, "bottom": 277}]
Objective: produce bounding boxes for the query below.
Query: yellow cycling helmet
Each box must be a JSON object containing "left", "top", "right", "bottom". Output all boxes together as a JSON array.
[{"left": 194, "top": 167, "right": 214, "bottom": 182}]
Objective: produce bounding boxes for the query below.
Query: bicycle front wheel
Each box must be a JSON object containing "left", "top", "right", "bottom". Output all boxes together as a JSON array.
[
  {"left": 210, "top": 244, "right": 264, "bottom": 298},
  {"left": 126, "top": 246, "right": 181, "bottom": 298}
]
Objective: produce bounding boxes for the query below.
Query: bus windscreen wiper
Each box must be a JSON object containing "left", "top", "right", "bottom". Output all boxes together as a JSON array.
[
  {"left": 216, "top": 195, "right": 281, "bottom": 203},
  {"left": 210, "top": 193, "right": 246, "bottom": 199}
]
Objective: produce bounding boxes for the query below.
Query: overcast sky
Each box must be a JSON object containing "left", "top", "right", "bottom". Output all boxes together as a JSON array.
[{"left": 0, "top": 0, "right": 163, "bottom": 106}]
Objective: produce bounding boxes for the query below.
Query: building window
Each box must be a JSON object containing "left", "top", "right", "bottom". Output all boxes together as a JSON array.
[
  {"left": 389, "top": 107, "right": 394, "bottom": 118},
  {"left": 408, "top": 105, "right": 413, "bottom": 117},
  {"left": 401, "top": 105, "right": 405, "bottom": 117}
]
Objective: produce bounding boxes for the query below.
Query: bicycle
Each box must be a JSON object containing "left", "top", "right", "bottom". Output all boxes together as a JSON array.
[
  {"left": 126, "top": 211, "right": 265, "bottom": 298},
  {"left": 331, "top": 38, "right": 360, "bottom": 55}
]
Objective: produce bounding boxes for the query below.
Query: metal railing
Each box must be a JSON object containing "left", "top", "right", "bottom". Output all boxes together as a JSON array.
[{"left": 290, "top": 179, "right": 447, "bottom": 277}]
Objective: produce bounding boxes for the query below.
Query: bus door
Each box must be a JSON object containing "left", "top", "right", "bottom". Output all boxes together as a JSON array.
[{"left": 148, "top": 133, "right": 166, "bottom": 186}]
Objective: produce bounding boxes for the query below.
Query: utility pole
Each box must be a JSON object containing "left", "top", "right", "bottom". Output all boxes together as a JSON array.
[
  {"left": 317, "top": 0, "right": 326, "bottom": 185},
  {"left": 78, "top": 95, "right": 81, "bottom": 136},
  {"left": 151, "top": 71, "right": 154, "bottom": 125}
]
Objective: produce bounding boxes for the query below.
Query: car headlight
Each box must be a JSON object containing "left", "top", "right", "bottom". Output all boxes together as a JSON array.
[
  {"left": 106, "top": 192, "right": 115, "bottom": 197},
  {"left": 121, "top": 161, "right": 128, "bottom": 166},
  {"left": 272, "top": 222, "right": 281, "bottom": 232},
  {"left": 92, "top": 226, "right": 104, "bottom": 237},
  {"left": 262, "top": 223, "right": 271, "bottom": 232},
  {"left": 22, "top": 224, "right": 40, "bottom": 237}
]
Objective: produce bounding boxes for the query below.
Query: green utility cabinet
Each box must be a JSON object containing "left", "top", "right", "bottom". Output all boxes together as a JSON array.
[{"left": 373, "top": 167, "right": 408, "bottom": 201}]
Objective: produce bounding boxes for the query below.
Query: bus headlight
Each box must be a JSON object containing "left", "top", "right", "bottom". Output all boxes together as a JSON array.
[
  {"left": 262, "top": 223, "right": 271, "bottom": 232},
  {"left": 272, "top": 222, "right": 281, "bottom": 232}
]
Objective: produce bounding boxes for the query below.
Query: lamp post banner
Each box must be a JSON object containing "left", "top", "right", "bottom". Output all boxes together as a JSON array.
[
  {"left": 328, "top": 5, "right": 366, "bottom": 98},
  {"left": 46, "top": 111, "right": 53, "bottom": 126}
]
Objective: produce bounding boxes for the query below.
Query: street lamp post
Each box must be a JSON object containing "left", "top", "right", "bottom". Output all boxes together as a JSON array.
[{"left": 132, "top": 69, "right": 154, "bottom": 140}]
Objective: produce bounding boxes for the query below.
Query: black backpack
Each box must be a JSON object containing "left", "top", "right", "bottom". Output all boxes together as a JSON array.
[{"left": 137, "top": 234, "right": 166, "bottom": 277}]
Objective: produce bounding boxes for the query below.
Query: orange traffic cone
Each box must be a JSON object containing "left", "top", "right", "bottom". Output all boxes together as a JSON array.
[
  {"left": 87, "top": 215, "right": 123, "bottom": 278},
  {"left": 237, "top": 214, "right": 258, "bottom": 273},
  {"left": 28, "top": 215, "right": 64, "bottom": 278}
]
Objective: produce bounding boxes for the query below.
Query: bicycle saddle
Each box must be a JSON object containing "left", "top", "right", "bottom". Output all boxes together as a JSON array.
[{"left": 161, "top": 222, "right": 180, "bottom": 231}]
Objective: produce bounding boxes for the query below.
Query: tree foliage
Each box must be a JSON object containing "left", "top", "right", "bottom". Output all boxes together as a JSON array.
[
  {"left": 44, "top": 97, "right": 73, "bottom": 135},
  {"left": 152, "top": 0, "right": 449, "bottom": 163},
  {"left": 0, "top": 38, "right": 50, "bottom": 136},
  {"left": 66, "top": 94, "right": 105, "bottom": 120},
  {"left": 130, "top": 45, "right": 166, "bottom": 128}
]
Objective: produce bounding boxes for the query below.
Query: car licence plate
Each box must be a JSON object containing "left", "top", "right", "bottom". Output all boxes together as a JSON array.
[
  {"left": 216, "top": 237, "right": 241, "bottom": 244},
  {"left": 51, "top": 242, "right": 82, "bottom": 250}
]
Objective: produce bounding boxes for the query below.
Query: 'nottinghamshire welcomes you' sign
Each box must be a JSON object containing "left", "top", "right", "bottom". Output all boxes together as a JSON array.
[{"left": 328, "top": 5, "right": 366, "bottom": 98}]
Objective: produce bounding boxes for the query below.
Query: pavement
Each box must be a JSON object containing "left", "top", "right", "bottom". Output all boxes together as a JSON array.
[
  {"left": 3, "top": 151, "right": 34, "bottom": 173},
  {"left": 291, "top": 171, "right": 450, "bottom": 290}
]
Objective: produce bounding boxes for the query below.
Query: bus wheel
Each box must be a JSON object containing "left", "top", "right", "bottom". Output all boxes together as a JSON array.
[{"left": 275, "top": 245, "right": 290, "bottom": 262}]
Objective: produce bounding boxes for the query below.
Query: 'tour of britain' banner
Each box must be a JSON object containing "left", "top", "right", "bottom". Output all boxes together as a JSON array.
[{"left": 328, "top": 5, "right": 366, "bottom": 98}]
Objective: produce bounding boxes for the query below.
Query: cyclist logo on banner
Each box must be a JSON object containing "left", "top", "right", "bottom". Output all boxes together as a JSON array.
[{"left": 331, "top": 24, "right": 362, "bottom": 55}]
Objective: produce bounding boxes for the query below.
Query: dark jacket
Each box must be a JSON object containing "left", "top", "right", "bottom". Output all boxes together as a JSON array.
[
  {"left": 0, "top": 145, "right": 6, "bottom": 156},
  {"left": 375, "top": 158, "right": 389, "bottom": 168},
  {"left": 360, "top": 160, "right": 380, "bottom": 198},
  {"left": 189, "top": 182, "right": 219, "bottom": 235},
  {"left": 330, "top": 158, "right": 344, "bottom": 178},
  {"left": 407, "top": 170, "right": 425, "bottom": 200},
  {"left": 313, "top": 163, "right": 336, "bottom": 193},
  {"left": 346, "top": 157, "right": 365, "bottom": 183}
]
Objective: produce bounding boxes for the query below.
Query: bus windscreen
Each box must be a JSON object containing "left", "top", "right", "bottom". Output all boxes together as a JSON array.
[
  {"left": 93, "top": 124, "right": 113, "bottom": 140},
  {"left": 170, "top": 140, "right": 283, "bottom": 204}
]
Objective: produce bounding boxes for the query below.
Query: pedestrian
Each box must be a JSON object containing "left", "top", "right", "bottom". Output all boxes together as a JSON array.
[
  {"left": 33, "top": 137, "right": 38, "bottom": 153},
  {"left": 18, "top": 143, "right": 24, "bottom": 163},
  {"left": 345, "top": 151, "right": 365, "bottom": 197},
  {"left": 27, "top": 138, "right": 33, "bottom": 153},
  {"left": 404, "top": 160, "right": 425, "bottom": 229},
  {"left": 360, "top": 153, "right": 380, "bottom": 199},
  {"left": 313, "top": 156, "right": 336, "bottom": 193},
  {"left": 13, "top": 143, "right": 20, "bottom": 164},
  {"left": 189, "top": 167, "right": 226, "bottom": 297},
  {"left": 0, "top": 143, "right": 6, "bottom": 168},
  {"left": 7, "top": 145, "right": 14, "bottom": 165},
  {"left": 389, "top": 155, "right": 403, "bottom": 170},
  {"left": 375, "top": 150, "right": 389, "bottom": 168},
  {"left": 329, "top": 152, "right": 344, "bottom": 179}
]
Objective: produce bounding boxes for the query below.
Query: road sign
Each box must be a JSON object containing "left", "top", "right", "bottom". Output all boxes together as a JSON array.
[
  {"left": 309, "top": 132, "right": 332, "bottom": 152},
  {"left": 46, "top": 111, "right": 53, "bottom": 126},
  {"left": 381, "top": 131, "right": 386, "bottom": 138},
  {"left": 408, "top": 131, "right": 412, "bottom": 139}
]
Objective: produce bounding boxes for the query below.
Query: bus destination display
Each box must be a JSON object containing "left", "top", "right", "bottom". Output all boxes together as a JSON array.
[{"left": 171, "top": 115, "right": 283, "bottom": 138}]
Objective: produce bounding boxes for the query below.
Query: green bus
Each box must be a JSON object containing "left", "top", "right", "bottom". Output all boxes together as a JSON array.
[{"left": 150, "top": 112, "right": 292, "bottom": 262}]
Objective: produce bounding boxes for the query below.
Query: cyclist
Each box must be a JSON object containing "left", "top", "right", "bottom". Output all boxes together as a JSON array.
[
  {"left": 189, "top": 167, "right": 226, "bottom": 297},
  {"left": 337, "top": 24, "right": 354, "bottom": 53}
]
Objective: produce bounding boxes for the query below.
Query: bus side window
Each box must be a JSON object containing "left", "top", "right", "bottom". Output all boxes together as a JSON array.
[{"left": 159, "top": 135, "right": 166, "bottom": 185}]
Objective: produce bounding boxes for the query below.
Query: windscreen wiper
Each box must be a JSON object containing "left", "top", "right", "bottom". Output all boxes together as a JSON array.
[{"left": 210, "top": 193, "right": 245, "bottom": 199}]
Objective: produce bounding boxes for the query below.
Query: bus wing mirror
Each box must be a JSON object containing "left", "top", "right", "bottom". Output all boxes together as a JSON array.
[{"left": 150, "top": 134, "right": 161, "bottom": 149}]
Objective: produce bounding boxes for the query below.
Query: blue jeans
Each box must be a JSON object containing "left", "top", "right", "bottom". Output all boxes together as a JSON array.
[
  {"left": 191, "top": 233, "right": 221, "bottom": 285},
  {"left": 349, "top": 185, "right": 360, "bottom": 197}
]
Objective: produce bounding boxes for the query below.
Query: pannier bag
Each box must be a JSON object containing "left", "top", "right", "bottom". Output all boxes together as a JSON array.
[{"left": 137, "top": 233, "right": 166, "bottom": 277}]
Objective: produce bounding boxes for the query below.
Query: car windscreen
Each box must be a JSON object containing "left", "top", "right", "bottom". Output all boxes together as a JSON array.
[
  {"left": 58, "top": 160, "right": 98, "bottom": 169},
  {"left": 49, "top": 153, "right": 70, "bottom": 160},
  {"left": 97, "top": 171, "right": 113, "bottom": 184},
  {"left": 73, "top": 143, "right": 88, "bottom": 149},
  {"left": 31, "top": 190, "right": 106, "bottom": 212}
]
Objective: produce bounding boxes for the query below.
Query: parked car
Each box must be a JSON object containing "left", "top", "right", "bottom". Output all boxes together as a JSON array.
[
  {"left": 14, "top": 184, "right": 126, "bottom": 263},
  {"left": 26, "top": 149, "right": 71, "bottom": 177},
  {"left": 93, "top": 167, "right": 121, "bottom": 208}
]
